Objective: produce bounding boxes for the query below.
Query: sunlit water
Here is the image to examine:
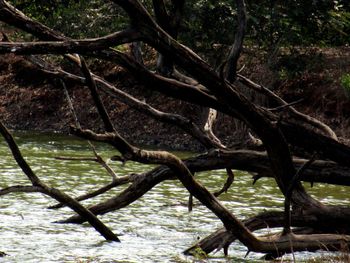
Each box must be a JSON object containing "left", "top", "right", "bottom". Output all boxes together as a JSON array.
[{"left": 0, "top": 132, "right": 349, "bottom": 262}]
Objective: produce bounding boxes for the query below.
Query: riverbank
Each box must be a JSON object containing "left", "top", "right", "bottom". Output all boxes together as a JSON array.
[{"left": 1, "top": 47, "right": 350, "bottom": 150}]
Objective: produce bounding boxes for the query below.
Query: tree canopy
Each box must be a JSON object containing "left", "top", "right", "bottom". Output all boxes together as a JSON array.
[{"left": 8, "top": 0, "right": 350, "bottom": 46}]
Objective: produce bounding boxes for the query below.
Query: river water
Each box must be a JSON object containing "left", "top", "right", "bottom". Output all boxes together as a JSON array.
[{"left": 0, "top": 132, "right": 349, "bottom": 262}]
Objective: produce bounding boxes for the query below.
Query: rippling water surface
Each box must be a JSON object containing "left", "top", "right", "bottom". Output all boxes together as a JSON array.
[{"left": 0, "top": 132, "right": 349, "bottom": 262}]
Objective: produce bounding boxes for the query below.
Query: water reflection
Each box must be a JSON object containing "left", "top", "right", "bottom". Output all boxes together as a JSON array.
[{"left": 0, "top": 132, "right": 349, "bottom": 262}]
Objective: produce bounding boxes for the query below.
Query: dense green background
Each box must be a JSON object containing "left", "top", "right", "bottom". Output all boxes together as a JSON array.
[{"left": 9, "top": 0, "right": 350, "bottom": 47}]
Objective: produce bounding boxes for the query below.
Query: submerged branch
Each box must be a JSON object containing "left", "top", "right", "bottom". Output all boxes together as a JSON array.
[
  {"left": 60, "top": 146, "right": 350, "bottom": 225},
  {"left": 0, "top": 185, "right": 42, "bottom": 196},
  {"left": 0, "top": 121, "right": 120, "bottom": 242},
  {"left": 68, "top": 122, "right": 350, "bottom": 256}
]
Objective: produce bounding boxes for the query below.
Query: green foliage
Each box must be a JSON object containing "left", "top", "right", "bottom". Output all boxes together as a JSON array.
[
  {"left": 341, "top": 73, "right": 350, "bottom": 96},
  {"left": 189, "top": 246, "right": 208, "bottom": 260},
  {"left": 182, "top": 0, "right": 237, "bottom": 49},
  {"left": 8, "top": 0, "right": 350, "bottom": 50},
  {"left": 8, "top": 0, "right": 128, "bottom": 38},
  {"left": 246, "top": 0, "right": 350, "bottom": 48},
  {"left": 172, "top": 0, "right": 350, "bottom": 63},
  {"left": 327, "top": 9, "right": 350, "bottom": 44}
]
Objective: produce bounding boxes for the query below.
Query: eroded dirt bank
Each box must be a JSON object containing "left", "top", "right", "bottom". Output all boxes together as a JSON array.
[{"left": 0, "top": 47, "right": 349, "bottom": 150}]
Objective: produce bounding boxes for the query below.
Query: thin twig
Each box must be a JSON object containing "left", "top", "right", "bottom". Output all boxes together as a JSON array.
[
  {"left": 60, "top": 79, "right": 118, "bottom": 181},
  {"left": 49, "top": 174, "right": 130, "bottom": 209},
  {"left": 267, "top": 99, "right": 304, "bottom": 112},
  {"left": 61, "top": 80, "right": 81, "bottom": 129}
]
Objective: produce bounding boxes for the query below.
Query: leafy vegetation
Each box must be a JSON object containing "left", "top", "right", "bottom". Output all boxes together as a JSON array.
[
  {"left": 341, "top": 73, "right": 350, "bottom": 97},
  {"left": 8, "top": 0, "right": 350, "bottom": 48},
  {"left": 8, "top": 0, "right": 128, "bottom": 38},
  {"left": 246, "top": 0, "right": 350, "bottom": 48}
]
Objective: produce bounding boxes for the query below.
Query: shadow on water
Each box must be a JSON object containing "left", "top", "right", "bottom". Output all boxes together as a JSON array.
[{"left": 0, "top": 131, "right": 349, "bottom": 262}]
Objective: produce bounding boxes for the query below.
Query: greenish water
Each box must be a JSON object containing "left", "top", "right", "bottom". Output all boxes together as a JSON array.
[{"left": 0, "top": 132, "right": 349, "bottom": 262}]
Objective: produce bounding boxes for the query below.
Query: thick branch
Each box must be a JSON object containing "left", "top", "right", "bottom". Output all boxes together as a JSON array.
[
  {"left": 184, "top": 209, "right": 340, "bottom": 256},
  {"left": 0, "top": 122, "right": 41, "bottom": 185},
  {"left": 283, "top": 155, "right": 316, "bottom": 235},
  {"left": 224, "top": 0, "right": 247, "bottom": 82},
  {"left": 60, "top": 147, "right": 350, "bottom": 225},
  {"left": 80, "top": 57, "right": 115, "bottom": 132},
  {"left": 0, "top": 29, "right": 141, "bottom": 55},
  {"left": 70, "top": 127, "right": 261, "bottom": 249},
  {"left": 237, "top": 74, "right": 338, "bottom": 141},
  {"left": 69, "top": 125, "right": 350, "bottom": 254},
  {"left": 152, "top": 0, "right": 170, "bottom": 32},
  {"left": 152, "top": 0, "right": 184, "bottom": 75},
  {"left": 204, "top": 108, "right": 225, "bottom": 148},
  {"left": 0, "top": 185, "right": 41, "bottom": 196}
]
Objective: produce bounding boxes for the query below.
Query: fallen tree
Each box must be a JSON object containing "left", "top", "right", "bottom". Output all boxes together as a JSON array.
[{"left": 0, "top": 0, "right": 350, "bottom": 260}]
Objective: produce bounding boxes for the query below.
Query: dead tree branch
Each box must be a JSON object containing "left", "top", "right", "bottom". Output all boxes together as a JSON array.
[
  {"left": 80, "top": 56, "right": 116, "bottom": 132},
  {"left": 223, "top": 0, "right": 247, "bottom": 82},
  {"left": 237, "top": 74, "right": 338, "bottom": 141},
  {"left": 60, "top": 148, "right": 350, "bottom": 223},
  {"left": 214, "top": 169, "right": 234, "bottom": 197},
  {"left": 283, "top": 155, "right": 316, "bottom": 235},
  {"left": 0, "top": 121, "right": 120, "bottom": 242},
  {"left": 48, "top": 174, "right": 131, "bottom": 209},
  {"left": 67, "top": 126, "right": 350, "bottom": 255},
  {"left": 0, "top": 185, "right": 42, "bottom": 196}
]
